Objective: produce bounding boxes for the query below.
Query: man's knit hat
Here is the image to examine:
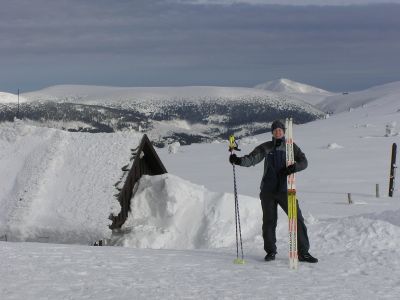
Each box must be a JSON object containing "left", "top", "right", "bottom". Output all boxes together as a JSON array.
[{"left": 271, "top": 120, "right": 285, "bottom": 132}]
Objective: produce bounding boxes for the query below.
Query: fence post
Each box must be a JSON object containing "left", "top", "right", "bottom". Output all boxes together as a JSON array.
[
  {"left": 389, "top": 143, "right": 397, "bottom": 197},
  {"left": 376, "top": 184, "right": 380, "bottom": 198},
  {"left": 348, "top": 193, "right": 353, "bottom": 204}
]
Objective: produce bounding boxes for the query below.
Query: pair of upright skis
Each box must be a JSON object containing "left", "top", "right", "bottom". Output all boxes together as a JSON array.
[{"left": 286, "top": 118, "right": 298, "bottom": 270}]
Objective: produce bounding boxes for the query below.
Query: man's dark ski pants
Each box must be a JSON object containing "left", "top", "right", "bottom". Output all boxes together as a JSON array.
[{"left": 260, "top": 192, "right": 310, "bottom": 255}]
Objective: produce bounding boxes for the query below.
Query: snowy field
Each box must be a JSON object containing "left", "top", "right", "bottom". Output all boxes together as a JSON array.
[{"left": 1, "top": 82, "right": 400, "bottom": 299}]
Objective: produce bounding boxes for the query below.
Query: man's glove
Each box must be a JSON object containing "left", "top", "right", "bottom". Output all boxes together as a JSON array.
[
  {"left": 280, "top": 164, "right": 296, "bottom": 176},
  {"left": 229, "top": 154, "right": 241, "bottom": 165}
]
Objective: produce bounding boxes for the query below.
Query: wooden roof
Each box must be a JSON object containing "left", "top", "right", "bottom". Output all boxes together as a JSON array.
[{"left": 110, "top": 134, "right": 167, "bottom": 229}]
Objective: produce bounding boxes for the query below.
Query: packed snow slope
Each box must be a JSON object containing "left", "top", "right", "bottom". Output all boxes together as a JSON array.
[
  {"left": 0, "top": 120, "right": 142, "bottom": 244},
  {"left": 1, "top": 80, "right": 400, "bottom": 299}
]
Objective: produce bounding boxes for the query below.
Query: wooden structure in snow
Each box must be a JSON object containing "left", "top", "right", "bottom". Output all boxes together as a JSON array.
[{"left": 110, "top": 134, "right": 167, "bottom": 229}]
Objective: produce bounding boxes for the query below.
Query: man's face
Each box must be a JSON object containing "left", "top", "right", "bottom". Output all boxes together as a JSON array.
[{"left": 272, "top": 128, "right": 285, "bottom": 139}]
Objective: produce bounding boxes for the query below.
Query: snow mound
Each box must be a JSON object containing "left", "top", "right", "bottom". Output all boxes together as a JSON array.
[
  {"left": 313, "top": 211, "right": 400, "bottom": 254},
  {"left": 112, "top": 174, "right": 261, "bottom": 249},
  {"left": 326, "top": 143, "right": 343, "bottom": 149},
  {"left": 168, "top": 142, "right": 181, "bottom": 154},
  {"left": 385, "top": 122, "right": 397, "bottom": 137},
  {"left": 254, "top": 78, "right": 330, "bottom": 94},
  {"left": 0, "top": 121, "right": 142, "bottom": 244}
]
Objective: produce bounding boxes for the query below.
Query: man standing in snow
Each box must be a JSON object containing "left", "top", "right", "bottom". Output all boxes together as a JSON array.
[{"left": 229, "top": 120, "right": 318, "bottom": 263}]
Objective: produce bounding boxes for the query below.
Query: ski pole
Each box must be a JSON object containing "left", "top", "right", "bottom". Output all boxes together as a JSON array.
[{"left": 229, "top": 135, "right": 245, "bottom": 265}]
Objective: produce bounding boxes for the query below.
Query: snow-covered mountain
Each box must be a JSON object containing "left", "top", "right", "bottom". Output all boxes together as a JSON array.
[
  {"left": 21, "top": 84, "right": 327, "bottom": 107},
  {"left": 254, "top": 78, "right": 334, "bottom": 106},
  {"left": 318, "top": 81, "right": 400, "bottom": 114},
  {"left": 255, "top": 78, "right": 329, "bottom": 94},
  {"left": 2, "top": 80, "right": 400, "bottom": 146},
  {"left": 0, "top": 85, "right": 325, "bottom": 145},
  {"left": 0, "top": 92, "right": 26, "bottom": 104}
]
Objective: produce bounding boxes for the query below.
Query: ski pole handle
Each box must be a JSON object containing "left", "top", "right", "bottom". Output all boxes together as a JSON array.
[{"left": 229, "top": 135, "right": 241, "bottom": 153}]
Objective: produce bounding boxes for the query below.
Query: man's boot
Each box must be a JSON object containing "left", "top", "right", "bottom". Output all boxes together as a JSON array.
[
  {"left": 264, "top": 252, "right": 276, "bottom": 261},
  {"left": 298, "top": 252, "right": 318, "bottom": 263}
]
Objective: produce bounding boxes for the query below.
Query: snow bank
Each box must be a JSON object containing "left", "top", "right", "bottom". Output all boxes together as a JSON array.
[
  {"left": 168, "top": 142, "right": 181, "bottom": 154},
  {"left": 326, "top": 142, "right": 343, "bottom": 149},
  {"left": 313, "top": 210, "right": 400, "bottom": 254},
  {"left": 112, "top": 174, "right": 262, "bottom": 249},
  {"left": 0, "top": 121, "right": 142, "bottom": 244}
]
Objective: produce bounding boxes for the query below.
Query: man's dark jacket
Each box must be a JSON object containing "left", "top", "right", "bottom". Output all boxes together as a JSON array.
[{"left": 238, "top": 137, "right": 308, "bottom": 193}]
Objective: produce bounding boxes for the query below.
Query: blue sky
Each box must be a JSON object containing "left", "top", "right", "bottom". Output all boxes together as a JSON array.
[{"left": 1, "top": 0, "right": 400, "bottom": 92}]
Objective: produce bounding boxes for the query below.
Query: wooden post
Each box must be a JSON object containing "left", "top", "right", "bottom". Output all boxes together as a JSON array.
[
  {"left": 389, "top": 143, "right": 397, "bottom": 197},
  {"left": 347, "top": 193, "right": 352, "bottom": 204},
  {"left": 376, "top": 184, "right": 380, "bottom": 198}
]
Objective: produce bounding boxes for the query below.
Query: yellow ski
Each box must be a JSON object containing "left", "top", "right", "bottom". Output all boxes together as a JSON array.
[{"left": 286, "top": 118, "right": 298, "bottom": 270}]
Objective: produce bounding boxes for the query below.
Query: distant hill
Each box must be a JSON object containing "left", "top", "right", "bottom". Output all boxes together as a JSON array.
[
  {"left": 0, "top": 85, "right": 324, "bottom": 145},
  {"left": 254, "top": 78, "right": 333, "bottom": 106},
  {"left": 0, "top": 92, "right": 27, "bottom": 104},
  {"left": 22, "top": 84, "right": 327, "bottom": 104},
  {"left": 254, "top": 78, "right": 330, "bottom": 94},
  {"left": 318, "top": 81, "right": 400, "bottom": 114}
]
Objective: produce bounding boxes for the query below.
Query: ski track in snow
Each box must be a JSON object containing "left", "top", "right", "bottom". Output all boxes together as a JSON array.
[{"left": 2, "top": 123, "right": 66, "bottom": 239}]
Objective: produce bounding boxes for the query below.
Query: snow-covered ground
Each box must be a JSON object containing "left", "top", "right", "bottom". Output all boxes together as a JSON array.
[{"left": 1, "top": 81, "right": 400, "bottom": 299}]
